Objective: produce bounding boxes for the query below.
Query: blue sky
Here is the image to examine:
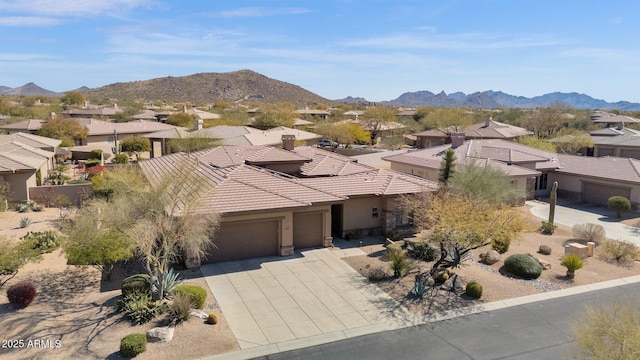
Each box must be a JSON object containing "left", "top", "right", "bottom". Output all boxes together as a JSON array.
[{"left": 1, "top": 0, "right": 639, "bottom": 103}]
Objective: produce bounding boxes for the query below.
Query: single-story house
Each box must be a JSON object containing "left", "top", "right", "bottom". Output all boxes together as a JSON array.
[
  {"left": 413, "top": 118, "right": 532, "bottom": 149},
  {"left": 383, "top": 136, "right": 552, "bottom": 202},
  {"left": 0, "top": 133, "right": 61, "bottom": 201},
  {"left": 61, "top": 104, "right": 123, "bottom": 118},
  {"left": 192, "top": 125, "right": 321, "bottom": 147},
  {"left": 0, "top": 119, "right": 46, "bottom": 135},
  {"left": 139, "top": 141, "right": 438, "bottom": 263}
]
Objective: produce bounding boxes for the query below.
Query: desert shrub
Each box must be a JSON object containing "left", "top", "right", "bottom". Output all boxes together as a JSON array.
[
  {"left": 112, "top": 153, "right": 129, "bottom": 164},
  {"left": 367, "top": 265, "right": 387, "bottom": 281},
  {"left": 539, "top": 221, "right": 557, "bottom": 235},
  {"left": 561, "top": 254, "right": 584, "bottom": 278},
  {"left": 164, "top": 292, "right": 192, "bottom": 325},
  {"left": 388, "top": 250, "right": 411, "bottom": 278},
  {"left": 504, "top": 254, "right": 542, "bottom": 279},
  {"left": 207, "top": 312, "right": 218, "bottom": 324},
  {"left": 465, "top": 281, "right": 483, "bottom": 299},
  {"left": 85, "top": 158, "right": 101, "bottom": 168},
  {"left": 608, "top": 196, "right": 631, "bottom": 218},
  {"left": 19, "top": 217, "right": 31, "bottom": 228},
  {"left": 174, "top": 284, "right": 207, "bottom": 309},
  {"left": 120, "top": 333, "right": 147, "bottom": 358},
  {"left": 7, "top": 282, "right": 37, "bottom": 307},
  {"left": 407, "top": 242, "right": 437, "bottom": 262},
  {"left": 413, "top": 274, "right": 429, "bottom": 297},
  {"left": 116, "top": 292, "right": 164, "bottom": 325},
  {"left": 15, "top": 203, "right": 29, "bottom": 213},
  {"left": 491, "top": 235, "right": 511, "bottom": 254},
  {"left": 572, "top": 223, "right": 606, "bottom": 245},
  {"left": 601, "top": 240, "right": 640, "bottom": 265},
  {"left": 21, "top": 231, "right": 60, "bottom": 254},
  {"left": 90, "top": 149, "right": 103, "bottom": 160},
  {"left": 122, "top": 274, "right": 151, "bottom": 296},
  {"left": 386, "top": 231, "right": 401, "bottom": 242},
  {"left": 385, "top": 243, "right": 402, "bottom": 258}
]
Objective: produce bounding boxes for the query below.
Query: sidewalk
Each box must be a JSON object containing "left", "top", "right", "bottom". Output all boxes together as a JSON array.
[{"left": 527, "top": 199, "right": 640, "bottom": 246}]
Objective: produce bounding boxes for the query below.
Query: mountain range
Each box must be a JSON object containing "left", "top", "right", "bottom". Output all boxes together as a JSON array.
[{"left": 2, "top": 70, "right": 640, "bottom": 111}]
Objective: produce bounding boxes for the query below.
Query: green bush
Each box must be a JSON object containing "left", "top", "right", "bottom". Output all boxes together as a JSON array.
[
  {"left": 112, "top": 154, "right": 129, "bottom": 164},
  {"left": 608, "top": 196, "right": 632, "bottom": 218},
  {"left": 491, "top": 235, "right": 511, "bottom": 254},
  {"left": 174, "top": 284, "right": 207, "bottom": 309},
  {"left": 504, "top": 254, "right": 542, "bottom": 279},
  {"left": 407, "top": 242, "right": 437, "bottom": 262},
  {"left": 90, "top": 149, "right": 103, "bottom": 160},
  {"left": 116, "top": 292, "right": 164, "bottom": 325},
  {"left": 539, "top": 221, "right": 557, "bottom": 235},
  {"left": 122, "top": 274, "right": 150, "bottom": 296},
  {"left": 85, "top": 158, "right": 101, "bottom": 168},
  {"left": 120, "top": 333, "right": 147, "bottom": 358},
  {"left": 386, "top": 243, "right": 402, "bottom": 258},
  {"left": 465, "top": 281, "right": 483, "bottom": 299},
  {"left": 21, "top": 231, "right": 60, "bottom": 254},
  {"left": 435, "top": 270, "right": 449, "bottom": 283}
]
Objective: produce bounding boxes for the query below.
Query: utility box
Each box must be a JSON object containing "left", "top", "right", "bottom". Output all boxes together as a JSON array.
[{"left": 565, "top": 243, "right": 588, "bottom": 259}]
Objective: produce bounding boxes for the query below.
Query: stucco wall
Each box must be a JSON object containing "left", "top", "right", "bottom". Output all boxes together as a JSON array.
[
  {"left": 549, "top": 172, "right": 640, "bottom": 205},
  {"left": 4, "top": 171, "right": 35, "bottom": 201},
  {"left": 29, "top": 183, "right": 93, "bottom": 206},
  {"left": 388, "top": 162, "right": 437, "bottom": 181},
  {"left": 342, "top": 197, "right": 384, "bottom": 232}
]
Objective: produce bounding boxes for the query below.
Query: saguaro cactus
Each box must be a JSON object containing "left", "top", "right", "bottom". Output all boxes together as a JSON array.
[{"left": 549, "top": 181, "right": 558, "bottom": 224}]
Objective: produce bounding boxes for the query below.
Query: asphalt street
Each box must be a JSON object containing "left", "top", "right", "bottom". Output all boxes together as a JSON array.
[{"left": 254, "top": 281, "right": 640, "bottom": 360}]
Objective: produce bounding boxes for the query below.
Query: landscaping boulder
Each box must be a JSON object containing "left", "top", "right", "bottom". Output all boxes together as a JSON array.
[
  {"left": 146, "top": 327, "right": 174, "bottom": 343},
  {"left": 479, "top": 250, "right": 501, "bottom": 265},
  {"left": 190, "top": 309, "right": 209, "bottom": 320},
  {"left": 385, "top": 238, "right": 395, "bottom": 247},
  {"left": 538, "top": 245, "right": 552, "bottom": 255},
  {"left": 534, "top": 256, "right": 552, "bottom": 270}
]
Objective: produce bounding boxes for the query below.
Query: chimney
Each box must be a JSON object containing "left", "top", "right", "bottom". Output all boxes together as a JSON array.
[
  {"left": 194, "top": 118, "right": 203, "bottom": 131},
  {"left": 48, "top": 112, "right": 56, "bottom": 120},
  {"left": 282, "top": 134, "right": 296, "bottom": 151},
  {"left": 485, "top": 116, "right": 492, "bottom": 127},
  {"left": 450, "top": 132, "right": 465, "bottom": 148}
]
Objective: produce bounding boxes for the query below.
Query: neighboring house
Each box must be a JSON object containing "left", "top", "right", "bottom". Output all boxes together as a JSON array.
[
  {"left": 383, "top": 136, "right": 558, "bottom": 202},
  {"left": 591, "top": 135, "right": 640, "bottom": 159},
  {"left": 295, "top": 108, "right": 330, "bottom": 120},
  {"left": 61, "top": 104, "right": 123, "bottom": 118},
  {"left": 0, "top": 133, "right": 61, "bottom": 201},
  {"left": 139, "top": 141, "right": 437, "bottom": 263},
  {"left": 192, "top": 125, "right": 321, "bottom": 147},
  {"left": 591, "top": 113, "right": 640, "bottom": 128},
  {"left": 0, "top": 119, "right": 46, "bottom": 135},
  {"left": 413, "top": 118, "right": 532, "bottom": 149},
  {"left": 143, "top": 127, "right": 192, "bottom": 158}
]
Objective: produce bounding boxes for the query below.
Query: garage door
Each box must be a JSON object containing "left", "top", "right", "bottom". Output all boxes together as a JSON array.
[
  {"left": 204, "top": 219, "right": 279, "bottom": 263},
  {"left": 583, "top": 182, "right": 631, "bottom": 206},
  {"left": 293, "top": 212, "right": 323, "bottom": 249}
]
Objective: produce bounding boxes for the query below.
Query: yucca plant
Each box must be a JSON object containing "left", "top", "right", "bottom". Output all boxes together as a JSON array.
[
  {"left": 389, "top": 249, "right": 412, "bottom": 278},
  {"left": 561, "top": 254, "right": 584, "bottom": 279},
  {"left": 19, "top": 217, "right": 31, "bottom": 228}
]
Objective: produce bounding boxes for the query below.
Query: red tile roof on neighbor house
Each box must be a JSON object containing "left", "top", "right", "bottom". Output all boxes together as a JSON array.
[
  {"left": 556, "top": 154, "right": 640, "bottom": 184},
  {"left": 139, "top": 145, "right": 438, "bottom": 214}
]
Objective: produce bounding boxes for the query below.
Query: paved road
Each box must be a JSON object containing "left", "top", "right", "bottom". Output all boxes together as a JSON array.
[
  {"left": 253, "top": 281, "right": 640, "bottom": 360},
  {"left": 527, "top": 199, "right": 640, "bottom": 246}
]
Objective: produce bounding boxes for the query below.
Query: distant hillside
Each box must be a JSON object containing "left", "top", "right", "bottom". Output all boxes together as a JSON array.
[
  {"left": 82, "top": 70, "right": 330, "bottom": 105},
  {"left": 375, "top": 90, "right": 640, "bottom": 111},
  {"left": 0, "top": 82, "right": 61, "bottom": 97}
]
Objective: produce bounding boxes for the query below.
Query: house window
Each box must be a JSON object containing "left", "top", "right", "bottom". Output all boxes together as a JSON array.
[
  {"left": 535, "top": 173, "right": 548, "bottom": 191},
  {"left": 108, "top": 135, "right": 115, "bottom": 144},
  {"left": 372, "top": 208, "right": 379, "bottom": 218}
]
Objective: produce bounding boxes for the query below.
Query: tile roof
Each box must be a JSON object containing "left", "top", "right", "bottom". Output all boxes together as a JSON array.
[
  {"left": 0, "top": 119, "right": 45, "bottom": 132},
  {"left": 592, "top": 114, "right": 640, "bottom": 124},
  {"left": 192, "top": 126, "right": 320, "bottom": 146},
  {"left": 591, "top": 135, "right": 640, "bottom": 147},
  {"left": 462, "top": 120, "right": 532, "bottom": 139},
  {"left": 0, "top": 132, "right": 61, "bottom": 149},
  {"left": 556, "top": 154, "right": 640, "bottom": 184},
  {"left": 0, "top": 140, "right": 53, "bottom": 172},
  {"left": 198, "top": 145, "right": 311, "bottom": 168},
  {"left": 143, "top": 127, "right": 191, "bottom": 139},
  {"left": 76, "top": 118, "right": 179, "bottom": 136},
  {"left": 589, "top": 127, "right": 640, "bottom": 137},
  {"left": 300, "top": 168, "right": 438, "bottom": 197},
  {"left": 383, "top": 139, "right": 558, "bottom": 175},
  {"left": 291, "top": 146, "right": 374, "bottom": 176}
]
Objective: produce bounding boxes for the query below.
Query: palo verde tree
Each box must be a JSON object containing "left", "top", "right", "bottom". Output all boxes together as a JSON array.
[
  {"left": 0, "top": 236, "right": 41, "bottom": 287},
  {"left": 362, "top": 106, "right": 397, "bottom": 141},
  {"left": 60, "top": 91, "right": 86, "bottom": 106},
  {"left": 120, "top": 136, "right": 151, "bottom": 161},
  {"left": 252, "top": 103, "right": 296, "bottom": 128},
  {"left": 315, "top": 122, "right": 371, "bottom": 147},
  {"left": 37, "top": 117, "right": 88, "bottom": 147},
  {"left": 448, "top": 158, "right": 518, "bottom": 206},
  {"left": 169, "top": 133, "right": 220, "bottom": 153}
]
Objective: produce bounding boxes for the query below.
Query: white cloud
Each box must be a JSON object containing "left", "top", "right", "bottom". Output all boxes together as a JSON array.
[
  {"left": 213, "top": 7, "right": 312, "bottom": 18},
  {"left": 0, "top": 16, "right": 62, "bottom": 26},
  {"left": 0, "top": 52, "right": 57, "bottom": 61},
  {"left": 0, "top": 0, "right": 154, "bottom": 16}
]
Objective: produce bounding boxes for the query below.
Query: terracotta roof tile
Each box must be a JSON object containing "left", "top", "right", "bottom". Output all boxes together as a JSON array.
[
  {"left": 556, "top": 154, "right": 640, "bottom": 183},
  {"left": 292, "top": 146, "right": 374, "bottom": 176}
]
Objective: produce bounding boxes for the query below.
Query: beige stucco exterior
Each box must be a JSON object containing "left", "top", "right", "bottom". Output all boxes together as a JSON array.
[{"left": 549, "top": 172, "right": 640, "bottom": 207}]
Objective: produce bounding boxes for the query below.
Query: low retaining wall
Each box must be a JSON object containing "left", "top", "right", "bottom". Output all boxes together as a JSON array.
[{"left": 29, "top": 183, "right": 93, "bottom": 207}]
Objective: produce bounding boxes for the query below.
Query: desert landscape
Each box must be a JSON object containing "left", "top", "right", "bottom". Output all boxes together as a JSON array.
[{"left": 1, "top": 204, "right": 639, "bottom": 359}]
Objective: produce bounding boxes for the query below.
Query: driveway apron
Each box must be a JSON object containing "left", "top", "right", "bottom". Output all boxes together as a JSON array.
[{"left": 200, "top": 248, "right": 412, "bottom": 349}]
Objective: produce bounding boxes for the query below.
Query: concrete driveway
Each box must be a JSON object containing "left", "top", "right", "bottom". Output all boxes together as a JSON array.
[
  {"left": 200, "top": 248, "right": 412, "bottom": 353},
  {"left": 527, "top": 199, "right": 640, "bottom": 245}
]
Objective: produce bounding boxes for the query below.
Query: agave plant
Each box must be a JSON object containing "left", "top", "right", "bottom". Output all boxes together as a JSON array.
[
  {"left": 152, "top": 268, "right": 184, "bottom": 299},
  {"left": 19, "top": 217, "right": 31, "bottom": 228}
]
